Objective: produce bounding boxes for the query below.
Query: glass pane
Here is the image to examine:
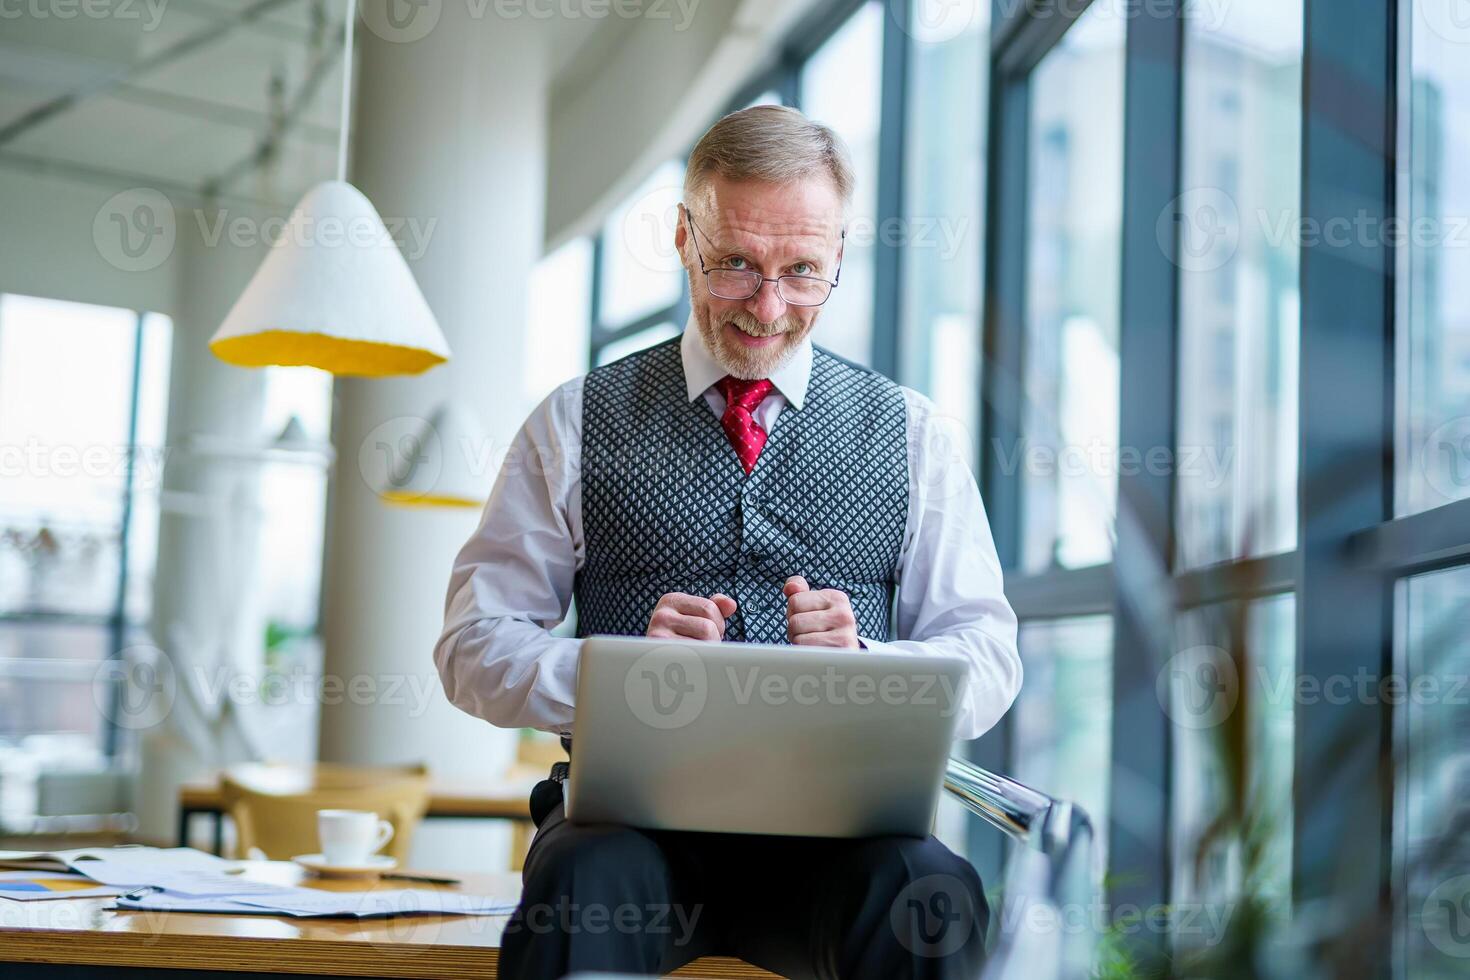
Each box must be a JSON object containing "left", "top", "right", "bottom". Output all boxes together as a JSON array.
[
  {"left": 1012, "top": 615, "right": 1114, "bottom": 867},
  {"left": 0, "top": 622, "right": 112, "bottom": 744},
  {"left": 595, "top": 322, "right": 680, "bottom": 367},
  {"left": 599, "top": 160, "right": 685, "bottom": 329},
  {"left": 123, "top": 312, "right": 173, "bottom": 621},
  {"left": 1175, "top": 2, "right": 1303, "bottom": 569},
  {"left": 1019, "top": 2, "right": 1126, "bottom": 573},
  {"left": 258, "top": 367, "right": 334, "bottom": 632},
  {"left": 1169, "top": 593, "right": 1295, "bottom": 955},
  {"left": 1399, "top": 1, "right": 1470, "bottom": 515},
  {"left": 0, "top": 294, "right": 137, "bottom": 616},
  {"left": 527, "top": 237, "right": 594, "bottom": 404},
  {"left": 799, "top": 0, "right": 884, "bottom": 366},
  {"left": 1399, "top": 563, "right": 1470, "bottom": 975},
  {"left": 900, "top": 0, "right": 988, "bottom": 475}
]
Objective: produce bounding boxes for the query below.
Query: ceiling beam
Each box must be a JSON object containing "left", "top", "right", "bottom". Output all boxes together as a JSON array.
[{"left": 0, "top": 0, "right": 304, "bottom": 148}]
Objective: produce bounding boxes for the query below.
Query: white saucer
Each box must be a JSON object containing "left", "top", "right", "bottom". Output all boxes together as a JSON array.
[{"left": 292, "top": 853, "right": 398, "bottom": 879}]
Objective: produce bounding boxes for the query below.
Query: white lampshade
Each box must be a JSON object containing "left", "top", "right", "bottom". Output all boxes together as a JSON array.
[
  {"left": 209, "top": 180, "right": 450, "bottom": 376},
  {"left": 379, "top": 403, "right": 489, "bottom": 508}
]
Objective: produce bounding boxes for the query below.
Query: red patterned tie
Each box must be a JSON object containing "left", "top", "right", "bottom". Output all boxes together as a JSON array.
[{"left": 718, "top": 375, "right": 775, "bottom": 475}]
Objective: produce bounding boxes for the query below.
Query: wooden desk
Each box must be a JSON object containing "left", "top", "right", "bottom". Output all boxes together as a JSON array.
[
  {"left": 177, "top": 763, "right": 537, "bottom": 855},
  {"left": 0, "top": 860, "right": 778, "bottom": 979}
]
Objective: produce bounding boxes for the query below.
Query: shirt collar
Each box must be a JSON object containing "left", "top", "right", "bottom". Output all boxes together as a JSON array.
[{"left": 680, "top": 312, "right": 812, "bottom": 410}]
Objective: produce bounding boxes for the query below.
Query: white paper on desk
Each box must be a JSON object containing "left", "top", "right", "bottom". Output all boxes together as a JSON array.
[
  {"left": 112, "top": 892, "right": 289, "bottom": 915},
  {"left": 233, "top": 888, "right": 517, "bottom": 918},
  {"left": 65, "top": 848, "right": 293, "bottom": 897}
]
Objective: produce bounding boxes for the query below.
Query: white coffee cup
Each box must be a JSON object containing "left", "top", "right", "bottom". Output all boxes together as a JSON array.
[{"left": 317, "top": 809, "right": 394, "bottom": 866}]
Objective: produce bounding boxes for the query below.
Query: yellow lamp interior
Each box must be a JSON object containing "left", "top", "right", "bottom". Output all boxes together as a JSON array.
[
  {"left": 379, "top": 490, "right": 484, "bottom": 508},
  {"left": 211, "top": 330, "right": 446, "bottom": 377}
]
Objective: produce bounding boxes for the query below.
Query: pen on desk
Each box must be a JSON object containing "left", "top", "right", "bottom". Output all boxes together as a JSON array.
[
  {"left": 119, "top": 885, "right": 163, "bottom": 902},
  {"left": 380, "top": 872, "right": 461, "bottom": 885}
]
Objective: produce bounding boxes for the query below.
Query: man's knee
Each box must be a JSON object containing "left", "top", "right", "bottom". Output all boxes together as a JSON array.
[
  {"left": 523, "top": 822, "right": 670, "bottom": 904},
  {"left": 833, "top": 836, "right": 988, "bottom": 977}
]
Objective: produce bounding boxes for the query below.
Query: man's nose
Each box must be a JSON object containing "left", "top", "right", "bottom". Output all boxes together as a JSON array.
[{"left": 744, "top": 278, "right": 787, "bottom": 324}]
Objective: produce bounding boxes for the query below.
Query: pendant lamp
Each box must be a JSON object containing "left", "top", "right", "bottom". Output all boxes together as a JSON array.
[
  {"left": 378, "top": 403, "right": 490, "bottom": 508},
  {"left": 208, "top": 0, "right": 450, "bottom": 376}
]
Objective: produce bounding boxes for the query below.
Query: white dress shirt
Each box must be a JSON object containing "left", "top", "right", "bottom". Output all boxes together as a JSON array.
[{"left": 434, "top": 323, "right": 1022, "bottom": 741}]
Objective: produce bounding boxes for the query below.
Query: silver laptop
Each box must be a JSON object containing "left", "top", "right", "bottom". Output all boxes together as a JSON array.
[{"left": 564, "top": 635, "right": 968, "bottom": 838}]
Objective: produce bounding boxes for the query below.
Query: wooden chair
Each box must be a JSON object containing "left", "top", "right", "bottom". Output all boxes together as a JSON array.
[{"left": 219, "top": 762, "right": 430, "bottom": 863}]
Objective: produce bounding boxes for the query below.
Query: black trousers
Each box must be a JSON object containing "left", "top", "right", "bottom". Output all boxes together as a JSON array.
[{"left": 497, "top": 790, "right": 989, "bottom": 980}]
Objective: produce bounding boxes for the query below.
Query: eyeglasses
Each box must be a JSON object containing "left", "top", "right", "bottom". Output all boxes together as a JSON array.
[{"left": 683, "top": 208, "right": 843, "bottom": 308}]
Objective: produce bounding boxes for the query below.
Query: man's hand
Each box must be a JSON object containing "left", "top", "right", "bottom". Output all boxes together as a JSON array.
[
  {"left": 784, "top": 576, "right": 860, "bottom": 648},
  {"left": 646, "top": 592, "right": 738, "bottom": 642}
]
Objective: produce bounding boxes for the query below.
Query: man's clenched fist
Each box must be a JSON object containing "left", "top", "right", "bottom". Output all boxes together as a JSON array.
[
  {"left": 784, "top": 575, "right": 860, "bottom": 648},
  {"left": 646, "top": 592, "right": 738, "bottom": 642}
]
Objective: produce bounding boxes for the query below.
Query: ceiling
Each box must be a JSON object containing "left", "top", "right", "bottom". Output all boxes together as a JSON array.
[{"left": 0, "top": 0, "right": 618, "bottom": 210}]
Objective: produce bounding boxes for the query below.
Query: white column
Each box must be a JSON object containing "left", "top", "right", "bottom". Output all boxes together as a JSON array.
[
  {"left": 138, "top": 214, "right": 272, "bottom": 843},
  {"left": 317, "top": 9, "right": 548, "bottom": 789}
]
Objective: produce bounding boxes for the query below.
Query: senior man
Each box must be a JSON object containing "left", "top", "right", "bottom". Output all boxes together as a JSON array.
[{"left": 435, "top": 105, "right": 1021, "bottom": 979}]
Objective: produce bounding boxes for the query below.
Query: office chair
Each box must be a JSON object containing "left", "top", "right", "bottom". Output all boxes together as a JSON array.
[{"left": 942, "top": 757, "right": 1099, "bottom": 978}]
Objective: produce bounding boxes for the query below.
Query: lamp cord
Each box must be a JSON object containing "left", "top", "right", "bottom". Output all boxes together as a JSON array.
[{"left": 336, "top": 0, "right": 356, "bottom": 182}]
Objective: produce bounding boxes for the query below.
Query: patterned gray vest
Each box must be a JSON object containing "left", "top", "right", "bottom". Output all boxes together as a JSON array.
[{"left": 573, "top": 336, "right": 909, "bottom": 644}]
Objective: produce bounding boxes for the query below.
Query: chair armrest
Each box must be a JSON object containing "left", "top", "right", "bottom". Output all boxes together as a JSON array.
[{"left": 942, "top": 756, "right": 1092, "bottom": 860}]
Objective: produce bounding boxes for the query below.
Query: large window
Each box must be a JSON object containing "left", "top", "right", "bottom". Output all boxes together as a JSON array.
[
  {"left": 1175, "top": 2, "right": 1303, "bottom": 569},
  {"left": 799, "top": 0, "right": 885, "bottom": 366},
  {"left": 0, "top": 293, "right": 172, "bottom": 753},
  {"left": 900, "top": 0, "right": 988, "bottom": 474},
  {"left": 1012, "top": 615, "right": 1114, "bottom": 866},
  {"left": 1019, "top": 2, "right": 1125, "bottom": 574},
  {"left": 1399, "top": 0, "right": 1470, "bottom": 517},
  {"left": 1398, "top": 563, "right": 1470, "bottom": 976},
  {"left": 1396, "top": 3, "right": 1470, "bottom": 974}
]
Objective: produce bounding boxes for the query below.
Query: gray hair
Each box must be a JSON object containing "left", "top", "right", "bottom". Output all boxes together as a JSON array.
[{"left": 683, "top": 105, "right": 855, "bottom": 218}]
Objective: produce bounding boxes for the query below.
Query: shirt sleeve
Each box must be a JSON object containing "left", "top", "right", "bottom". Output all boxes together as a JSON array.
[
  {"left": 432, "top": 379, "right": 586, "bottom": 735},
  {"left": 857, "top": 388, "right": 1023, "bottom": 741}
]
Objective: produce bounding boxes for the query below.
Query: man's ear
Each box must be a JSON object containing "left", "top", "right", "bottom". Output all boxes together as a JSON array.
[{"left": 674, "top": 204, "right": 688, "bottom": 256}]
